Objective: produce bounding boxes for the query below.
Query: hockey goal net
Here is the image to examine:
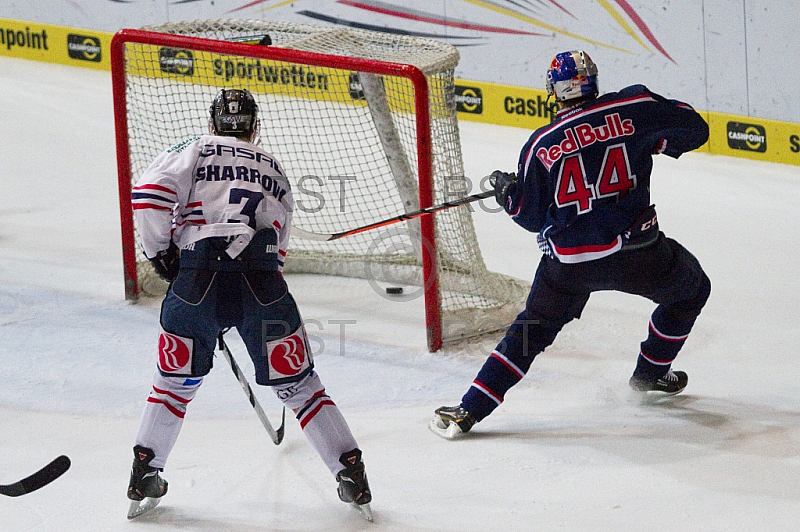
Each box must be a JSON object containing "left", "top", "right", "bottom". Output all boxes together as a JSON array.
[{"left": 111, "top": 19, "right": 528, "bottom": 351}]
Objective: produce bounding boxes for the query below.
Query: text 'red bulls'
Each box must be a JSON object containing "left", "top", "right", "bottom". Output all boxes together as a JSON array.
[{"left": 537, "top": 113, "right": 634, "bottom": 170}]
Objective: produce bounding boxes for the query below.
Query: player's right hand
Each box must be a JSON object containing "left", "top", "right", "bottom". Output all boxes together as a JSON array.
[
  {"left": 489, "top": 170, "right": 518, "bottom": 213},
  {"left": 149, "top": 243, "right": 180, "bottom": 282}
]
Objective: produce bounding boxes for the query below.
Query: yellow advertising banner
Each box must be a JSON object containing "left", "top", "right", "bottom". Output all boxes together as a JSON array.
[
  {"left": 0, "top": 17, "right": 111, "bottom": 70},
  {"left": 706, "top": 113, "right": 800, "bottom": 167},
  {"left": 121, "top": 42, "right": 383, "bottom": 108},
  {"left": 454, "top": 78, "right": 555, "bottom": 131}
]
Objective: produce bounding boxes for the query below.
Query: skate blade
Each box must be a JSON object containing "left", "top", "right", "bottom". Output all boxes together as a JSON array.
[
  {"left": 629, "top": 388, "right": 686, "bottom": 407},
  {"left": 428, "top": 416, "right": 465, "bottom": 440},
  {"left": 127, "top": 496, "right": 161, "bottom": 519},
  {"left": 352, "top": 502, "right": 374, "bottom": 522}
]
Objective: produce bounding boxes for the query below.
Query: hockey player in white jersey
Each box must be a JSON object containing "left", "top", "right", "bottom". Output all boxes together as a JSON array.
[{"left": 127, "top": 89, "right": 371, "bottom": 518}]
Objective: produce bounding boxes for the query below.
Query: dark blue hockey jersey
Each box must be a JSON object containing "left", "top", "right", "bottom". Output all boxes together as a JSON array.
[{"left": 508, "top": 84, "right": 708, "bottom": 263}]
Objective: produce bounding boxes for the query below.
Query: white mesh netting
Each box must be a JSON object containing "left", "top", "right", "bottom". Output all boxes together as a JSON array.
[{"left": 119, "top": 19, "right": 528, "bottom": 347}]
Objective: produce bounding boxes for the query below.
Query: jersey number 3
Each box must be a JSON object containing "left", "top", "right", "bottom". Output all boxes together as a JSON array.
[
  {"left": 227, "top": 188, "right": 264, "bottom": 229},
  {"left": 555, "top": 143, "right": 636, "bottom": 214}
]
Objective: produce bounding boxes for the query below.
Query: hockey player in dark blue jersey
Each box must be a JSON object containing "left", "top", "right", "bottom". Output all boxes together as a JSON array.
[{"left": 431, "top": 50, "right": 711, "bottom": 439}]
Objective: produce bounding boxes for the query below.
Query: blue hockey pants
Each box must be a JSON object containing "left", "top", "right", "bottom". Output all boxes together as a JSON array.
[{"left": 462, "top": 233, "right": 711, "bottom": 421}]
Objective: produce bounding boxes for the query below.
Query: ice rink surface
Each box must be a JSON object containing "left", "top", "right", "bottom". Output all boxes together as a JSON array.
[{"left": 1, "top": 56, "right": 799, "bottom": 530}]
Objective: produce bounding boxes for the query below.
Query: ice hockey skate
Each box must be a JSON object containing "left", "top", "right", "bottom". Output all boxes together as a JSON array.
[
  {"left": 429, "top": 405, "right": 476, "bottom": 440},
  {"left": 336, "top": 449, "right": 373, "bottom": 521},
  {"left": 629, "top": 369, "right": 688, "bottom": 395},
  {"left": 127, "top": 445, "right": 168, "bottom": 519}
]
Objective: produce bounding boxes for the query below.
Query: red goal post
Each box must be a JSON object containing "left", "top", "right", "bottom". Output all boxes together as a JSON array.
[{"left": 111, "top": 21, "right": 528, "bottom": 352}]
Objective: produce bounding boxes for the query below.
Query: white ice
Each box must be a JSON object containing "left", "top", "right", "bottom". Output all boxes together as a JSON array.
[{"left": 1, "top": 56, "right": 799, "bottom": 531}]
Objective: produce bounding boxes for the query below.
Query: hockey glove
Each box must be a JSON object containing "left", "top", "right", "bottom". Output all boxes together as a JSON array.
[
  {"left": 489, "top": 170, "right": 518, "bottom": 214},
  {"left": 148, "top": 242, "right": 180, "bottom": 282}
]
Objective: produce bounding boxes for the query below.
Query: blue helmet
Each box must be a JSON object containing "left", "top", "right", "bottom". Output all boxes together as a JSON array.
[{"left": 545, "top": 50, "right": 599, "bottom": 102}]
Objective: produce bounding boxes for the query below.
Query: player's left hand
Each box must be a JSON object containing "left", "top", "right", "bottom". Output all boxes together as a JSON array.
[{"left": 489, "top": 170, "right": 517, "bottom": 213}]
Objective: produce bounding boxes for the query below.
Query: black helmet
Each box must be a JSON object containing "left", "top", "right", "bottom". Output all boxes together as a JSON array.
[{"left": 209, "top": 89, "right": 259, "bottom": 140}]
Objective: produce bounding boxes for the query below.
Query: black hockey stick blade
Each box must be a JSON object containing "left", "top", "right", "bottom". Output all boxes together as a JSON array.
[
  {"left": 275, "top": 406, "right": 286, "bottom": 445},
  {"left": 292, "top": 189, "right": 495, "bottom": 242},
  {"left": 0, "top": 455, "right": 71, "bottom": 497}
]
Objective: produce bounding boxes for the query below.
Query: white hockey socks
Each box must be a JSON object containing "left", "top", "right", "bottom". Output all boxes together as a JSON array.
[
  {"left": 273, "top": 372, "right": 359, "bottom": 476},
  {"left": 135, "top": 372, "right": 202, "bottom": 469}
]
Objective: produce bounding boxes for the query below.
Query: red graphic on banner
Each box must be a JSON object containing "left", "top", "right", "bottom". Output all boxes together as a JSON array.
[
  {"left": 270, "top": 334, "right": 307, "bottom": 376},
  {"left": 158, "top": 332, "right": 191, "bottom": 372}
]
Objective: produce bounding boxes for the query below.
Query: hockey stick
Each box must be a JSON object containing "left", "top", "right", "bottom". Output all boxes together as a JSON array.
[
  {"left": 217, "top": 333, "right": 286, "bottom": 445},
  {"left": 0, "top": 455, "right": 71, "bottom": 497},
  {"left": 292, "top": 189, "right": 495, "bottom": 242}
]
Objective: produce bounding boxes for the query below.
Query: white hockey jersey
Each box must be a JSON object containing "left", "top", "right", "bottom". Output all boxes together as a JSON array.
[{"left": 132, "top": 135, "right": 293, "bottom": 270}]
